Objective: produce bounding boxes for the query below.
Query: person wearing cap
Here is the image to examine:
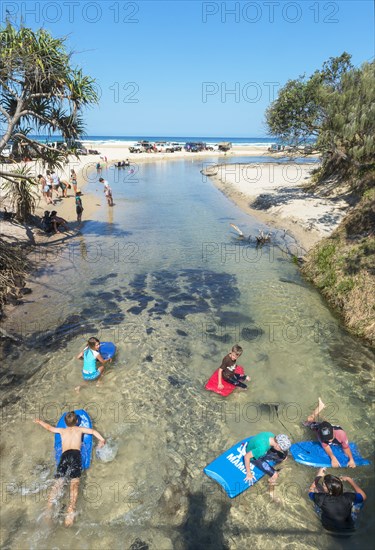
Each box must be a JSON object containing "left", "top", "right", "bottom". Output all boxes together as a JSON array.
[
  {"left": 308, "top": 467, "right": 366, "bottom": 533},
  {"left": 304, "top": 398, "right": 356, "bottom": 468},
  {"left": 244, "top": 432, "right": 291, "bottom": 484}
]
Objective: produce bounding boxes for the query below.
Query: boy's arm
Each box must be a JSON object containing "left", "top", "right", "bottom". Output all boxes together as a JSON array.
[
  {"left": 80, "top": 427, "right": 106, "bottom": 447},
  {"left": 321, "top": 444, "right": 340, "bottom": 467},
  {"left": 343, "top": 446, "right": 356, "bottom": 468},
  {"left": 244, "top": 451, "right": 254, "bottom": 481},
  {"left": 217, "top": 368, "right": 224, "bottom": 388},
  {"left": 34, "top": 419, "right": 62, "bottom": 434}
]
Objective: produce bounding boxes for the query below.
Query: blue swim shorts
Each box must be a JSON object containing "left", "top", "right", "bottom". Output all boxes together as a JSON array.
[{"left": 82, "top": 370, "right": 101, "bottom": 381}]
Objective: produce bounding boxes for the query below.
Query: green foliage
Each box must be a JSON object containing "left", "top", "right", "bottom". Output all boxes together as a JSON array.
[
  {"left": 1, "top": 165, "right": 38, "bottom": 222},
  {"left": 0, "top": 22, "right": 98, "bottom": 174},
  {"left": 266, "top": 53, "right": 375, "bottom": 182},
  {"left": 336, "top": 278, "right": 355, "bottom": 294},
  {"left": 315, "top": 242, "right": 336, "bottom": 271},
  {"left": 302, "top": 194, "right": 375, "bottom": 345}
]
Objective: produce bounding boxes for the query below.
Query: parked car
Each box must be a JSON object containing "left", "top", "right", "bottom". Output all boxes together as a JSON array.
[
  {"left": 129, "top": 144, "right": 143, "bottom": 153},
  {"left": 205, "top": 144, "right": 219, "bottom": 151},
  {"left": 155, "top": 142, "right": 175, "bottom": 153},
  {"left": 171, "top": 142, "right": 182, "bottom": 151},
  {"left": 218, "top": 142, "right": 232, "bottom": 152},
  {"left": 139, "top": 140, "right": 155, "bottom": 152},
  {"left": 184, "top": 142, "right": 206, "bottom": 152},
  {"left": 268, "top": 144, "right": 285, "bottom": 152},
  {"left": 68, "top": 140, "right": 88, "bottom": 155}
]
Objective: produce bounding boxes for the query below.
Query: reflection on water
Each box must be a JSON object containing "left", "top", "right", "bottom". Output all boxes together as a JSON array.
[{"left": 0, "top": 158, "right": 373, "bottom": 549}]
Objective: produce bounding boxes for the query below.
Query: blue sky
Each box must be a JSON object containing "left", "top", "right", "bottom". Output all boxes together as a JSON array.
[{"left": 2, "top": 1, "right": 374, "bottom": 137}]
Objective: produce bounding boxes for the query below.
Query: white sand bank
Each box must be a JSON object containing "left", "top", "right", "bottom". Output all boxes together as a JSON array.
[{"left": 210, "top": 161, "right": 349, "bottom": 253}]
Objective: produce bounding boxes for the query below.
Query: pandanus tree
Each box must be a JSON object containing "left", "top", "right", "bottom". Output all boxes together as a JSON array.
[{"left": 0, "top": 22, "right": 98, "bottom": 221}]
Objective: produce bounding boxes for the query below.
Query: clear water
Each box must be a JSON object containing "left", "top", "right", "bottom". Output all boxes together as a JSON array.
[{"left": 1, "top": 157, "right": 373, "bottom": 550}]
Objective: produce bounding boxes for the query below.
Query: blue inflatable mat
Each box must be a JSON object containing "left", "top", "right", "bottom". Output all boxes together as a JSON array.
[
  {"left": 100, "top": 342, "right": 116, "bottom": 360},
  {"left": 204, "top": 437, "right": 275, "bottom": 498},
  {"left": 54, "top": 409, "right": 93, "bottom": 470},
  {"left": 290, "top": 441, "right": 370, "bottom": 468}
]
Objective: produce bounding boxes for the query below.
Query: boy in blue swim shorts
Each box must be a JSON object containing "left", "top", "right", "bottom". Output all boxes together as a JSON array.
[{"left": 75, "top": 337, "right": 111, "bottom": 391}]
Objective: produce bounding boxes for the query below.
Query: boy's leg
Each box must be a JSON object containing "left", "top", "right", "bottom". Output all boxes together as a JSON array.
[
  {"left": 233, "top": 373, "right": 247, "bottom": 389},
  {"left": 65, "top": 478, "right": 80, "bottom": 527},
  {"left": 48, "top": 478, "right": 65, "bottom": 509},
  {"left": 236, "top": 374, "right": 251, "bottom": 382},
  {"left": 306, "top": 397, "right": 325, "bottom": 423}
]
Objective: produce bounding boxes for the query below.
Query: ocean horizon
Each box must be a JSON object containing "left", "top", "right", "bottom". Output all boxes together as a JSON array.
[{"left": 29, "top": 135, "right": 277, "bottom": 147}]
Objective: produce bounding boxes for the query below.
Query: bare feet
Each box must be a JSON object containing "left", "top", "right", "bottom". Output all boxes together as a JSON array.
[
  {"left": 64, "top": 506, "right": 75, "bottom": 527},
  {"left": 245, "top": 376, "right": 250, "bottom": 381},
  {"left": 306, "top": 397, "right": 326, "bottom": 422}
]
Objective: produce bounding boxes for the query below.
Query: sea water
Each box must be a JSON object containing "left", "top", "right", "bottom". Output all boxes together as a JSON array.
[{"left": 0, "top": 157, "right": 373, "bottom": 550}]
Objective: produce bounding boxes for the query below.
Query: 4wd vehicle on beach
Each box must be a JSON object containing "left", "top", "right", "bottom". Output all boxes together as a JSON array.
[
  {"left": 154, "top": 142, "right": 175, "bottom": 153},
  {"left": 184, "top": 142, "right": 206, "bottom": 152},
  {"left": 69, "top": 140, "right": 88, "bottom": 155},
  {"left": 218, "top": 142, "right": 232, "bottom": 152},
  {"left": 140, "top": 140, "right": 155, "bottom": 152},
  {"left": 129, "top": 144, "right": 143, "bottom": 153}
]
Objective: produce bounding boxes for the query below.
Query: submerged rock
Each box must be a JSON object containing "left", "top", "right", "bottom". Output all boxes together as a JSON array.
[
  {"left": 129, "top": 538, "right": 149, "bottom": 550},
  {"left": 167, "top": 376, "right": 185, "bottom": 388}
]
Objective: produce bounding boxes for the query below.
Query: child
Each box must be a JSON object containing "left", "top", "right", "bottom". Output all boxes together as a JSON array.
[
  {"left": 75, "top": 193, "right": 83, "bottom": 225},
  {"left": 34, "top": 411, "right": 105, "bottom": 527},
  {"left": 217, "top": 344, "right": 250, "bottom": 391},
  {"left": 303, "top": 398, "right": 356, "bottom": 468},
  {"left": 75, "top": 337, "right": 111, "bottom": 391},
  {"left": 50, "top": 211, "right": 69, "bottom": 233},
  {"left": 70, "top": 169, "right": 78, "bottom": 194}
]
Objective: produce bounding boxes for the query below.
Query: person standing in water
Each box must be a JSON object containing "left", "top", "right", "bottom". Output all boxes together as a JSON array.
[
  {"left": 99, "top": 177, "right": 114, "bottom": 206},
  {"left": 75, "top": 193, "right": 84, "bottom": 226},
  {"left": 308, "top": 468, "right": 366, "bottom": 533}
]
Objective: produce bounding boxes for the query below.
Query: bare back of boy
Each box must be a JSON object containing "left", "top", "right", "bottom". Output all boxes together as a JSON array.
[{"left": 59, "top": 426, "right": 91, "bottom": 453}]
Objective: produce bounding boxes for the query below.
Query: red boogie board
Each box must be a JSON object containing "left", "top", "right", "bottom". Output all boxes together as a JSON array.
[{"left": 205, "top": 366, "right": 245, "bottom": 396}]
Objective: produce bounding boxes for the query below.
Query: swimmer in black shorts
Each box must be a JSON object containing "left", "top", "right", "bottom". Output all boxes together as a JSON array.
[
  {"left": 34, "top": 412, "right": 105, "bottom": 527},
  {"left": 55, "top": 449, "right": 82, "bottom": 480}
]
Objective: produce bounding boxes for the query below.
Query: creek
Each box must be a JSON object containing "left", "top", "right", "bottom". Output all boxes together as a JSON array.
[{"left": 1, "top": 157, "right": 373, "bottom": 550}]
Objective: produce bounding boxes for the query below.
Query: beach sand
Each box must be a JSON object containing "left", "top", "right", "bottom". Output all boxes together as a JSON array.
[
  {"left": 1, "top": 144, "right": 349, "bottom": 253},
  {"left": 208, "top": 160, "right": 349, "bottom": 253}
]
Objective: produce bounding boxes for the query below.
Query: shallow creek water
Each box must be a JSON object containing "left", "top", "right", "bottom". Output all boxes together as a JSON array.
[{"left": 1, "top": 157, "right": 374, "bottom": 550}]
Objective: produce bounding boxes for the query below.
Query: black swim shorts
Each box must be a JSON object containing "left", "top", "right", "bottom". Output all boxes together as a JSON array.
[{"left": 55, "top": 449, "right": 82, "bottom": 479}]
